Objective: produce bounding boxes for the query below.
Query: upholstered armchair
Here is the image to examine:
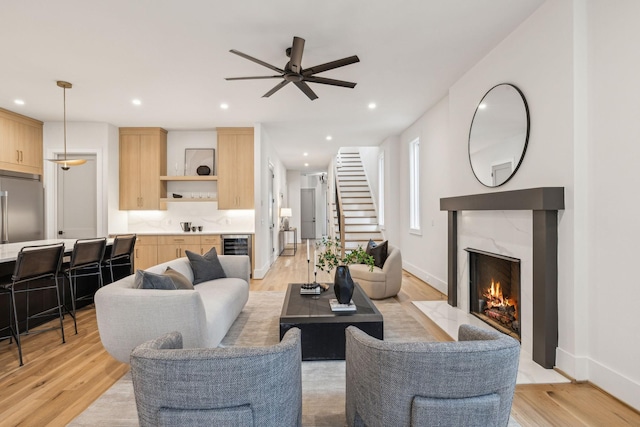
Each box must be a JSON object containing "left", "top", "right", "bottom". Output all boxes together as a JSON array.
[
  {"left": 130, "top": 328, "right": 302, "bottom": 427},
  {"left": 345, "top": 324, "right": 520, "bottom": 427},
  {"left": 349, "top": 244, "right": 402, "bottom": 299}
]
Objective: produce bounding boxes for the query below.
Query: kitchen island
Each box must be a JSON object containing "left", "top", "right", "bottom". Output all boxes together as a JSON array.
[{"left": 0, "top": 238, "right": 117, "bottom": 334}]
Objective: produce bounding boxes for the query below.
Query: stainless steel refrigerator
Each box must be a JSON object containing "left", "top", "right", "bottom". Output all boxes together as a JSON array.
[{"left": 0, "top": 171, "right": 45, "bottom": 244}]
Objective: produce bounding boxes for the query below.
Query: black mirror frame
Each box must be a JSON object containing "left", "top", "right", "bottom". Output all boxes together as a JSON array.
[{"left": 468, "top": 83, "right": 530, "bottom": 188}]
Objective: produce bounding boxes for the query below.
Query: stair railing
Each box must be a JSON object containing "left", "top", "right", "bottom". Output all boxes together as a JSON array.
[{"left": 334, "top": 160, "right": 346, "bottom": 259}]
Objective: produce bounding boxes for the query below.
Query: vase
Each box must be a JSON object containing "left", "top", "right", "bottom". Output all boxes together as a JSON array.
[{"left": 334, "top": 265, "right": 354, "bottom": 304}]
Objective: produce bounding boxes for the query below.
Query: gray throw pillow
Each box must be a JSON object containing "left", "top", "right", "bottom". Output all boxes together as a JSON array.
[
  {"left": 185, "top": 247, "right": 226, "bottom": 285},
  {"left": 366, "top": 239, "right": 388, "bottom": 269},
  {"left": 134, "top": 270, "right": 177, "bottom": 290},
  {"left": 163, "top": 266, "right": 194, "bottom": 290}
]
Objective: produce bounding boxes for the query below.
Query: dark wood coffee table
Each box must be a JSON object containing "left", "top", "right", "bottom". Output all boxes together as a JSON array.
[{"left": 279, "top": 282, "right": 383, "bottom": 360}]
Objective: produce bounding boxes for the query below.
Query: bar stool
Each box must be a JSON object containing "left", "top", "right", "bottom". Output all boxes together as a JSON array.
[
  {"left": 0, "top": 243, "right": 65, "bottom": 366},
  {"left": 63, "top": 237, "right": 107, "bottom": 334},
  {"left": 103, "top": 234, "right": 136, "bottom": 283}
]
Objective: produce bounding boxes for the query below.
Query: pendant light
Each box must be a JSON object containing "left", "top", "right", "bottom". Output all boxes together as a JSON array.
[{"left": 48, "top": 81, "right": 86, "bottom": 170}]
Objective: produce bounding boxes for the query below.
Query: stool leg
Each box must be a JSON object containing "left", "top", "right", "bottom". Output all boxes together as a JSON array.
[
  {"left": 109, "top": 262, "right": 114, "bottom": 284},
  {"left": 54, "top": 275, "right": 65, "bottom": 344},
  {"left": 67, "top": 270, "right": 77, "bottom": 335},
  {"left": 10, "top": 286, "right": 23, "bottom": 366}
]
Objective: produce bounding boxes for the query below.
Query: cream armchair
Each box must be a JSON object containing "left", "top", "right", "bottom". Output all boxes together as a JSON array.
[{"left": 349, "top": 244, "right": 402, "bottom": 299}]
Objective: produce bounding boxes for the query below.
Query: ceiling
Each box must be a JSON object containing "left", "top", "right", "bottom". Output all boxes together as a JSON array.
[{"left": 0, "top": 0, "right": 544, "bottom": 172}]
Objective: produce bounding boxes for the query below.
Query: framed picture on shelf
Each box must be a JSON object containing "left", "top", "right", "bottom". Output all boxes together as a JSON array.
[{"left": 184, "top": 148, "right": 215, "bottom": 176}]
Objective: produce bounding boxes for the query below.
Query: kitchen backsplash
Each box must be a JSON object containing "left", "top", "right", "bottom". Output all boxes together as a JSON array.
[{"left": 126, "top": 202, "right": 254, "bottom": 233}]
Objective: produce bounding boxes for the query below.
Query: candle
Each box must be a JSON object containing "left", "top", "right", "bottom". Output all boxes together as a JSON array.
[
  {"left": 307, "top": 240, "right": 310, "bottom": 261},
  {"left": 314, "top": 248, "right": 317, "bottom": 273}
]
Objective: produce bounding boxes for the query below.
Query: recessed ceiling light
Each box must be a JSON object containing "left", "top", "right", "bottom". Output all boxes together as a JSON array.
[
  {"left": 304, "top": 163, "right": 309, "bottom": 167},
  {"left": 220, "top": 103, "right": 229, "bottom": 110},
  {"left": 303, "top": 152, "right": 308, "bottom": 156},
  {"left": 326, "top": 135, "right": 332, "bottom": 141},
  {"left": 478, "top": 103, "right": 487, "bottom": 110},
  {"left": 14, "top": 99, "right": 25, "bottom": 105},
  {"left": 132, "top": 99, "right": 142, "bottom": 106},
  {"left": 368, "top": 102, "right": 376, "bottom": 109}
]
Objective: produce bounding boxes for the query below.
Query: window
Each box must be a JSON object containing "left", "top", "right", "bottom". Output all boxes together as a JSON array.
[
  {"left": 409, "top": 138, "right": 420, "bottom": 232},
  {"left": 378, "top": 151, "right": 385, "bottom": 227}
]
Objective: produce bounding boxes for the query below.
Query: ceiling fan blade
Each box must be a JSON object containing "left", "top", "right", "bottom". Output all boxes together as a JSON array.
[
  {"left": 294, "top": 81, "right": 318, "bottom": 100},
  {"left": 225, "top": 75, "right": 283, "bottom": 81},
  {"left": 230, "top": 49, "right": 284, "bottom": 74},
  {"left": 304, "top": 76, "right": 357, "bottom": 88},
  {"left": 289, "top": 36, "right": 305, "bottom": 73},
  {"left": 303, "top": 55, "right": 360, "bottom": 76},
  {"left": 263, "top": 80, "right": 290, "bottom": 98}
]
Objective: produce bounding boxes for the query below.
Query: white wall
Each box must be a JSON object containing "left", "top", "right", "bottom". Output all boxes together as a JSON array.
[
  {"left": 43, "top": 121, "right": 122, "bottom": 238},
  {"left": 379, "top": 136, "right": 400, "bottom": 241},
  {"left": 398, "top": 96, "right": 451, "bottom": 293},
  {"left": 585, "top": 0, "right": 640, "bottom": 408},
  {"left": 287, "top": 170, "right": 301, "bottom": 242},
  {"left": 253, "top": 124, "right": 288, "bottom": 279},
  {"left": 389, "top": 0, "right": 639, "bottom": 409}
]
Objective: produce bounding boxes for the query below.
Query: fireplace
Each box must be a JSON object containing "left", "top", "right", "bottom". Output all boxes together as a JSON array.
[{"left": 466, "top": 248, "right": 521, "bottom": 341}]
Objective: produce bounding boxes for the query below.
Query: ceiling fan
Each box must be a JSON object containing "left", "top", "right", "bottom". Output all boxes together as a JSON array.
[{"left": 225, "top": 36, "right": 359, "bottom": 100}]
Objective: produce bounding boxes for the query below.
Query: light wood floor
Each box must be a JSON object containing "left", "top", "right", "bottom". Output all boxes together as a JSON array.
[{"left": 1, "top": 244, "right": 638, "bottom": 426}]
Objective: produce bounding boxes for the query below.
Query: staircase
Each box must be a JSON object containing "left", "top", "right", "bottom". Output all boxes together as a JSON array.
[{"left": 334, "top": 149, "right": 384, "bottom": 251}]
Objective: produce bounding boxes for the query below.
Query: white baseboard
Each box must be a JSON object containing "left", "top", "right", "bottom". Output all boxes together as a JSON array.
[
  {"left": 555, "top": 347, "right": 589, "bottom": 380},
  {"left": 588, "top": 357, "right": 640, "bottom": 410},
  {"left": 556, "top": 348, "right": 640, "bottom": 410},
  {"left": 402, "top": 261, "right": 447, "bottom": 295},
  {"left": 252, "top": 262, "right": 270, "bottom": 279}
]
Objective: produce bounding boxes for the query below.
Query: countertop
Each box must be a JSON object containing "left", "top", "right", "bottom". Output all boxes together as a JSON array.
[
  {"left": 0, "top": 238, "right": 114, "bottom": 263},
  {"left": 126, "top": 231, "right": 254, "bottom": 236}
]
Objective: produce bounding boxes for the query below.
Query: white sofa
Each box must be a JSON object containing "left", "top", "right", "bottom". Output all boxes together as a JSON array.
[{"left": 95, "top": 255, "right": 250, "bottom": 363}]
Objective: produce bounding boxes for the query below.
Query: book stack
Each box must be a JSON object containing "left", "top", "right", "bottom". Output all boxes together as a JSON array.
[
  {"left": 329, "top": 299, "right": 357, "bottom": 312},
  {"left": 300, "top": 283, "right": 321, "bottom": 295}
]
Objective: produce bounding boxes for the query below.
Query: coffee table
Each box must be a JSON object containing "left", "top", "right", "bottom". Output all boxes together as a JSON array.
[{"left": 279, "top": 282, "right": 383, "bottom": 360}]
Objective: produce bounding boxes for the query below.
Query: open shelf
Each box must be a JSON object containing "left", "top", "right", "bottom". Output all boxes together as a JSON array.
[{"left": 161, "top": 176, "right": 218, "bottom": 181}]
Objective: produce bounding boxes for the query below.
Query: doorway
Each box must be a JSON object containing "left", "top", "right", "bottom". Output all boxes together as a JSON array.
[
  {"left": 301, "top": 188, "right": 316, "bottom": 240},
  {"left": 57, "top": 154, "right": 97, "bottom": 238},
  {"left": 268, "top": 163, "right": 275, "bottom": 265}
]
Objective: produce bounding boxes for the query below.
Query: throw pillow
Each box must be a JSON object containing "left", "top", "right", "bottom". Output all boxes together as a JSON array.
[
  {"left": 134, "top": 270, "right": 177, "bottom": 290},
  {"left": 366, "top": 239, "right": 388, "bottom": 269},
  {"left": 185, "top": 247, "right": 227, "bottom": 285},
  {"left": 163, "top": 266, "right": 194, "bottom": 290}
]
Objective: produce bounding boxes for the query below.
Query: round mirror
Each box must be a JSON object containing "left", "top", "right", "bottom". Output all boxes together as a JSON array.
[{"left": 468, "top": 83, "right": 529, "bottom": 187}]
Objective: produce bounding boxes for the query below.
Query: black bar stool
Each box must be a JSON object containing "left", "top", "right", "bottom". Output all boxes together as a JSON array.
[
  {"left": 103, "top": 234, "right": 136, "bottom": 283},
  {"left": 0, "top": 243, "right": 65, "bottom": 366},
  {"left": 63, "top": 237, "right": 107, "bottom": 334}
]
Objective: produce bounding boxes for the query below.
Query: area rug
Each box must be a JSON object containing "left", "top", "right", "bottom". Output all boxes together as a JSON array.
[{"left": 69, "top": 291, "right": 520, "bottom": 426}]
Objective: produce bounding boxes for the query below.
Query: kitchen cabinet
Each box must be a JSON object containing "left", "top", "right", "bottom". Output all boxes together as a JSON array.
[
  {"left": 201, "top": 235, "right": 222, "bottom": 255},
  {"left": 157, "top": 235, "right": 201, "bottom": 264},
  {"left": 0, "top": 108, "right": 43, "bottom": 175},
  {"left": 217, "top": 127, "right": 254, "bottom": 209},
  {"left": 119, "top": 127, "right": 167, "bottom": 210},
  {"left": 134, "top": 235, "right": 158, "bottom": 271}
]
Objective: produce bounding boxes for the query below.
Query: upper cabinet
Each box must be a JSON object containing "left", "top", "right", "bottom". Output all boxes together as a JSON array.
[
  {"left": 0, "top": 108, "right": 43, "bottom": 175},
  {"left": 217, "top": 127, "right": 254, "bottom": 209},
  {"left": 119, "top": 127, "right": 167, "bottom": 210}
]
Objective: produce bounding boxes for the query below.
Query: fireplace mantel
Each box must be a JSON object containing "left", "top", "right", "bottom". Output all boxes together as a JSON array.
[{"left": 440, "top": 187, "right": 564, "bottom": 368}]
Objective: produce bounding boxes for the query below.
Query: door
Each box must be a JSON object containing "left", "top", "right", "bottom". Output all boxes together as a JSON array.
[
  {"left": 57, "top": 153, "right": 97, "bottom": 239},
  {"left": 301, "top": 188, "right": 316, "bottom": 239},
  {"left": 268, "top": 164, "right": 275, "bottom": 264},
  {"left": 491, "top": 161, "right": 512, "bottom": 186}
]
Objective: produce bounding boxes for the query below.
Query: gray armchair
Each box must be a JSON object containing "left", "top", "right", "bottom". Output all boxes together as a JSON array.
[
  {"left": 130, "top": 328, "right": 302, "bottom": 427},
  {"left": 345, "top": 324, "right": 520, "bottom": 427}
]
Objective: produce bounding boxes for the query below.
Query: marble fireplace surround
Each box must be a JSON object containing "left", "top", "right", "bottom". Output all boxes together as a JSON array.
[{"left": 440, "top": 187, "right": 564, "bottom": 369}]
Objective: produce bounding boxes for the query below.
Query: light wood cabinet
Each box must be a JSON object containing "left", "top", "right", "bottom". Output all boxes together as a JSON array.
[
  {"left": 134, "top": 235, "right": 158, "bottom": 271},
  {"left": 157, "top": 235, "right": 201, "bottom": 264},
  {"left": 217, "top": 127, "right": 254, "bottom": 209},
  {"left": 119, "top": 128, "right": 167, "bottom": 210},
  {"left": 201, "top": 235, "right": 222, "bottom": 255},
  {"left": 0, "top": 108, "right": 43, "bottom": 175}
]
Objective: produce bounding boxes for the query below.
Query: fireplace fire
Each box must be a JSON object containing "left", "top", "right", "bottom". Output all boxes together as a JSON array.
[{"left": 466, "top": 249, "right": 520, "bottom": 341}]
